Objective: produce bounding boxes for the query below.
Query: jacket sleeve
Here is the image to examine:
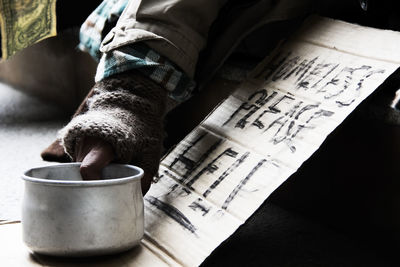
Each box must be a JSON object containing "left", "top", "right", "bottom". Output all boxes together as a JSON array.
[{"left": 99, "top": 0, "right": 228, "bottom": 78}]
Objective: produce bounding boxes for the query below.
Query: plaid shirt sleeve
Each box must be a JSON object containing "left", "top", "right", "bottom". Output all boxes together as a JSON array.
[{"left": 79, "top": 0, "right": 196, "bottom": 103}]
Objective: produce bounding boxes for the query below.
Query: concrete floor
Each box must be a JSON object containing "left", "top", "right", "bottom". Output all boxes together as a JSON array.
[
  {"left": 0, "top": 30, "right": 94, "bottom": 222},
  {"left": 0, "top": 82, "right": 68, "bottom": 221}
]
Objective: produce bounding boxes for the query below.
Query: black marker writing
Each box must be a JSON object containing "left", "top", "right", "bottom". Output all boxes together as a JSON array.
[
  {"left": 222, "top": 159, "right": 267, "bottom": 210},
  {"left": 258, "top": 50, "right": 385, "bottom": 103},
  {"left": 186, "top": 148, "right": 238, "bottom": 189},
  {"left": 169, "top": 131, "right": 223, "bottom": 183},
  {"left": 203, "top": 152, "right": 250, "bottom": 198},
  {"left": 145, "top": 196, "right": 197, "bottom": 234},
  {"left": 188, "top": 198, "right": 211, "bottom": 216}
]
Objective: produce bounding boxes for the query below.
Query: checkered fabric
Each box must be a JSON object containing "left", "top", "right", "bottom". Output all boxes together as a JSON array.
[{"left": 79, "top": 0, "right": 196, "bottom": 102}]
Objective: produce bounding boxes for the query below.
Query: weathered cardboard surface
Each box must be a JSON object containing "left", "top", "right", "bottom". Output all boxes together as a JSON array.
[
  {"left": 1, "top": 15, "right": 400, "bottom": 266},
  {"left": 142, "top": 15, "right": 400, "bottom": 266}
]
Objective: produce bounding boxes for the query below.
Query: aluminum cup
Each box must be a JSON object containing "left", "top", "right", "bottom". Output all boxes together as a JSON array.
[{"left": 21, "top": 163, "right": 144, "bottom": 257}]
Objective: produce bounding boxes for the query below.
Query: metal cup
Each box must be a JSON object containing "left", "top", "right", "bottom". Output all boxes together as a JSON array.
[{"left": 21, "top": 163, "right": 144, "bottom": 257}]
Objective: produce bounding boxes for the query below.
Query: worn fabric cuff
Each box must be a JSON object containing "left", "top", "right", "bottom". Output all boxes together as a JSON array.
[
  {"left": 95, "top": 43, "right": 196, "bottom": 103},
  {"left": 59, "top": 109, "right": 138, "bottom": 163}
]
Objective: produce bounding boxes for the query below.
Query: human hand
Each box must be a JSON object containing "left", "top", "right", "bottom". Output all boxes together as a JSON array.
[
  {"left": 129, "top": 138, "right": 163, "bottom": 195},
  {"left": 61, "top": 70, "right": 167, "bottom": 195},
  {"left": 75, "top": 136, "right": 115, "bottom": 180},
  {"left": 74, "top": 135, "right": 161, "bottom": 195}
]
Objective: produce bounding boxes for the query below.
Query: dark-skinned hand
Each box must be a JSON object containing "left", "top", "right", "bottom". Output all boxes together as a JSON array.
[
  {"left": 74, "top": 136, "right": 114, "bottom": 181},
  {"left": 44, "top": 70, "right": 166, "bottom": 196},
  {"left": 74, "top": 136, "right": 157, "bottom": 195}
]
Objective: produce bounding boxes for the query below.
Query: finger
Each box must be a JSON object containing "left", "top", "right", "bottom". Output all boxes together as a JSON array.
[
  {"left": 41, "top": 139, "right": 71, "bottom": 163},
  {"left": 135, "top": 145, "right": 162, "bottom": 195},
  {"left": 75, "top": 139, "right": 90, "bottom": 162},
  {"left": 131, "top": 157, "right": 152, "bottom": 194},
  {"left": 75, "top": 136, "right": 111, "bottom": 162},
  {"left": 141, "top": 171, "right": 154, "bottom": 195},
  {"left": 80, "top": 140, "right": 114, "bottom": 180},
  {"left": 131, "top": 159, "right": 155, "bottom": 195}
]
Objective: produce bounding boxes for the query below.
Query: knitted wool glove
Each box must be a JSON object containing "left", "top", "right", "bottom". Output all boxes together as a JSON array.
[
  {"left": 41, "top": 89, "right": 96, "bottom": 163},
  {"left": 58, "top": 70, "right": 167, "bottom": 192}
]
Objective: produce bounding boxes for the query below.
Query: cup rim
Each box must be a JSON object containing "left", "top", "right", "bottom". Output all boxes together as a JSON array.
[{"left": 22, "top": 163, "right": 144, "bottom": 187}]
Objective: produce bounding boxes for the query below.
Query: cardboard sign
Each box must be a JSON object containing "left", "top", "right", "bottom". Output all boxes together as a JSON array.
[
  {"left": 2, "top": 15, "right": 400, "bottom": 267},
  {"left": 141, "top": 15, "right": 400, "bottom": 266}
]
